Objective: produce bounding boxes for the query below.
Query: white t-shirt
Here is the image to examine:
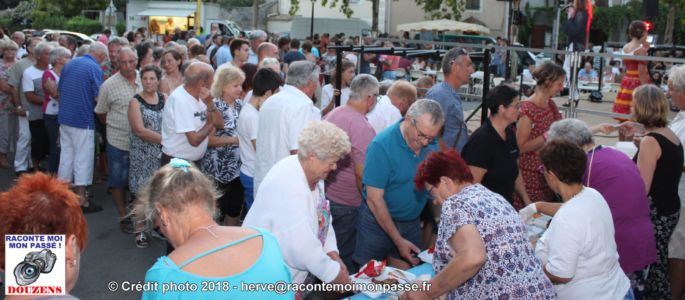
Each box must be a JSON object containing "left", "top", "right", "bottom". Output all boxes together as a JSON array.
[
  {"left": 161, "top": 85, "right": 209, "bottom": 161},
  {"left": 320, "top": 84, "right": 350, "bottom": 111},
  {"left": 237, "top": 102, "right": 259, "bottom": 177},
  {"left": 366, "top": 95, "right": 402, "bottom": 134},
  {"left": 535, "top": 187, "right": 630, "bottom": 299},
  {"left": 22, "top": 65, "right": 46, "bottom": 121},
  {"left": 243, "top": 155, "right": 340, "bottom": 284},
  {"left": 253, "top": 85, "right": 318, "bottom": 197},
  {"left": 669, "top": 112, "right": 685, "bottom": 207}
]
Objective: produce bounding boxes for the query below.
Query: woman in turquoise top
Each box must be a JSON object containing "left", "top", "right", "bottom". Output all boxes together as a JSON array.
[{"left": 135, "top": 159, "right": 293, "bottom": 299}]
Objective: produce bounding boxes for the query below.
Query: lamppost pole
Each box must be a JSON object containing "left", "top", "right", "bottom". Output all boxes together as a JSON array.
[{"left": 310, "top": 0, "right": 315, "bottom": 38}]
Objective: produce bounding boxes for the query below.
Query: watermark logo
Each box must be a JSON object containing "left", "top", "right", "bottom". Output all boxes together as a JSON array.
[{"left": 5, "top": 235, "right": 66, "bottom": 295}]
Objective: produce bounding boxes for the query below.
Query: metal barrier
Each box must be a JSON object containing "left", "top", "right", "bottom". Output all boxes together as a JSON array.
[{"left": 330, "top": 38, "right": 685, "bottom": 125}]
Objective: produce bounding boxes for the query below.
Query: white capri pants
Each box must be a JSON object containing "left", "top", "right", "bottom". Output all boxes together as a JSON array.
[
  {"left": 57, "top": 124, "right": 94, "bottom": 186},
  {"left": 14, "top": 115, "right": 31, "bottom": 172}
]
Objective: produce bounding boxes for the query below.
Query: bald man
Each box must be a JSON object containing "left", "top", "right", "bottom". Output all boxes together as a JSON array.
[
  {"left": 257, "top": 42, "right": 279, "bottom": 65},
  {"left": 161, "top": 62, "right": 217, "bottom": 165},
  {"left": 366, "top": 81, "right": 417, "bottom": 133}
]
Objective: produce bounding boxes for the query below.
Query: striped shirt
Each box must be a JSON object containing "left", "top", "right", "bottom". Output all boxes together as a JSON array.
[
  {"left": 94, "top": 71, "right": 142, "bottom": 151},
  {"left": 58, "top": 54, "right": 103, "bottom": 129}
]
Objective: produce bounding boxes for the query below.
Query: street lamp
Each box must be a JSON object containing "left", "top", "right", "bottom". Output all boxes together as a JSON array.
[
  {"left": 104, "top": 0, "right": 117, "bottom": 35},
  {"left": 310, "top": 0, "right": 315, "bottom": 39}
]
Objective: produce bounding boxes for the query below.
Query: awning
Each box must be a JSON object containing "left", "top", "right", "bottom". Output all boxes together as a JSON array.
[{"left": 137, "top": 8, "right": 195, "bottom": 17}]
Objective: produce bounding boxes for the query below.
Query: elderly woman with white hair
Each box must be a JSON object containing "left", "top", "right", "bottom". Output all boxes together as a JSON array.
[
  {"left": 521, "top": 118, "right": 657, "bottom": 297},
  {"left": 243, "top": 121, "right": 353, "bottom": 288},
  {"left": 42, "top": 46, "right": 72, "bottom": 173},
  {"left": 201, "top": 65, "right": 245, "bottom": 226}
]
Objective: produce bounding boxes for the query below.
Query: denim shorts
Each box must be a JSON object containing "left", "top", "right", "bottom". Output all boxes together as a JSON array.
[
  {"left": 107, "top": 142, "right": 130, "bottom": 188},
  {"left": 353, "top": 202, "right": 421, "bottom": 266}
]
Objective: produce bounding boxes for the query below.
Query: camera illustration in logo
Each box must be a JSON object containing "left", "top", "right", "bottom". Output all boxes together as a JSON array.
[{"left": 13, "top": 249, "right": 57, "bottom": 286}]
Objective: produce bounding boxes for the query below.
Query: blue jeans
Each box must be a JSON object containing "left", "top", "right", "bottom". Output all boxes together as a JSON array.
[
  {"left": 353, "top": 202, "right": 422, "bottom": 266},
  {"left": 106, "top": 142, "right": 129, "bottom": 188},
  {"left": 381, "top": 70, "right": 397, "bottom": 81},
  {"left": 239, "top": 172, "right": 254, "bottom": 210},
  {"left": 43, "top": 115, "right": 60, "bottom": 173},
  {"left": 330, "top": 202, "right": 360, "bottom": 273},
  {"left": 624, "top": 288, "right": 635, "bottom": 300}
]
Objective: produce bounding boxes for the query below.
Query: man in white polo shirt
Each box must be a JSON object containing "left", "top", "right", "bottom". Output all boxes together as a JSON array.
[
  {"left": 161, "top": 62, "right": 216, "bottom": 165},
  {"left": 253, "top": 60, "right": 320, "bottom": 197}
]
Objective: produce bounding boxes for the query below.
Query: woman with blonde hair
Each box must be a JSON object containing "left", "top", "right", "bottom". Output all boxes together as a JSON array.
[
  {"left": 138, "top": 159, "right": 292, "bottom": 299},
  {"left": 201, "top": 65, "right": 245, "bottom": 226},
  {"left": 632, "top": 84, "right": 682, "bottom": 299}
]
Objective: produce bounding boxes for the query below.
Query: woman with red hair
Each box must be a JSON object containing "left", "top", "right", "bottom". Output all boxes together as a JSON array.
[
  {"left": 401, "top": 150, "right": 554, "bottom": 299},
  {"left": 0, "top": 173, "right": 88, "bottom": 296}
]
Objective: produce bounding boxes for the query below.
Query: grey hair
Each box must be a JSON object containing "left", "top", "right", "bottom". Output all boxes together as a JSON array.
[
  {"left": 88, "top": 42, "right": 108, "bottom": 58},
  {"left": 259, "top": 57, "right": 280, "bottom": 69},
  {"left": 116, "top": 46, "right": 138, "bottom": 60},
  {"left": 406, "top": 98, "right": 445, "bottom": 126},
  {"left": 133, "top": 161, "right": 219, "bottom": 231},
  {"left": 441, "top": 47, "right": 467, "bottom": 76},
  {"left": 1, "top": 40, "right": 18, "bottom": 51},
  {"left": 108, "top": 37, "right": 129, "bottom": 47},
  {"left": 76, "top": 44, "right": 90, "bottom": 57},
  {"left": 669, "top": 64, "right": 685, "bottom": 93},
  {"left": 379, "top": 80, "right": 394, "bottom": 95},
  {"left": 548, "top": 118, "right": 594, "bottom": 147},
  {"left": 33, "top": 41, "right": 57, "bottom": 58},
  {"left": 12, "top": 31, "right": 25, "bottom": 40},
  {"left": 49, "top": 46, "right": 72, "bottom": 65},
  {"left": 349, "top": 74, "right": 379, "bottom": 100},
  {"left": 298, "top": 121, "right": 351, "bottom": 161},
  {"left": 286, "top": 60, "right": 319, "bottom": 88},
  {"left": 248, "top": 30, "right": 267, "bottom": 41}
]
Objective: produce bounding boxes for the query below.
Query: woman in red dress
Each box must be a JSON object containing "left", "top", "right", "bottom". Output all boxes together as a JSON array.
[
  {"left": 613, "top": 20, "right": 651, "bottom": 140},
  {"left": 515, "top": 62, "right": 565, "bottom": 209}
]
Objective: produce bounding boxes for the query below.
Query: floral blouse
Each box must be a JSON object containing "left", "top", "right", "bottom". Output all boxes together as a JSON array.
[
  {"left": 434, "top": 184, "right": 556, "bottom": 300},
  {"left": 201, "top": 98, "right": 242, "bottom": 183}
]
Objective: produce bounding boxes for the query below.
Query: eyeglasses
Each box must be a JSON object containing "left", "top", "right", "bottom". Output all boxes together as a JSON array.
[
  {"left": 427, "top": 185, "right": 435, "bottom": 194},
  {"left": 411, "top": 118, "right": 437, "bottom": 142}
]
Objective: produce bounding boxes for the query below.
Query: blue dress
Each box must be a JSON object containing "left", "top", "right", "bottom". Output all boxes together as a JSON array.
[{"left": 142, "top": 227, "right": 293, "bottom": 299}]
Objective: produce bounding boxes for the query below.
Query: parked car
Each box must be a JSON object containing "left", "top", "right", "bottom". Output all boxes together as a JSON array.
[{"left": 37, "top": 30, "right": 94, "bottom": 46}]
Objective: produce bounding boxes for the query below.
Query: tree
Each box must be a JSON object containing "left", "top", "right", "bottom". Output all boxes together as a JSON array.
[
  {"left": 288, "top": 0, "right": 465, "bottom": 34},
  {"left": 10, "top": 0, "right": 36, "bottom": 23},
  {"left": 1, "top": 0, "right": 22, "bottom": 10},
  {"left": 662, "top": 0, "right": 685, "bottom": 44},
  {"left": 33, "top": 0, "right": 108, "bottom": 18}
]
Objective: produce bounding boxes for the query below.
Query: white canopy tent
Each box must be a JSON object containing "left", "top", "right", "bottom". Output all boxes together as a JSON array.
[{"left": 397, "top": 19, "right": 490, "bottom": 35}]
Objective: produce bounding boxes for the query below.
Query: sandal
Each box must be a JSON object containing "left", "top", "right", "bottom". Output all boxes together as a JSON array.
[
  {"left": 81, "top": 200, "right": 103, "bottom": 214},
  {"left": 136, "top": 232, "right": 150, "bottom": 249}
]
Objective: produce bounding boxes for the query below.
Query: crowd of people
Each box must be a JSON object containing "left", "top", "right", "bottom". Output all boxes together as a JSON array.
[{"left": 0, "top": 19, "right": 683, "bottom": 300}]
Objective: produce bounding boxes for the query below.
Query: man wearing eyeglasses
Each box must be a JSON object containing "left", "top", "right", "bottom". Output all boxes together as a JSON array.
[
  {"left": 324, "top": 74, "right": 379, "bottom": 273},
  {"left": 425, "top": 47, "right": 474, "bottom": 152},
  {"left": 94, "top": 47, "right": 143, "bottom": 232},
  {"left": 354, "top": 99, "right": 444, "bottom": 270}
]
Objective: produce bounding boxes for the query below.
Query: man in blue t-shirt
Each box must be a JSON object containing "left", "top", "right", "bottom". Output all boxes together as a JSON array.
[
  {"left": 57, "top": 42, "right": 108, "bottom": 213},
  {"left": 353, "top": 99, "right": 444, "bottom": 270}
]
